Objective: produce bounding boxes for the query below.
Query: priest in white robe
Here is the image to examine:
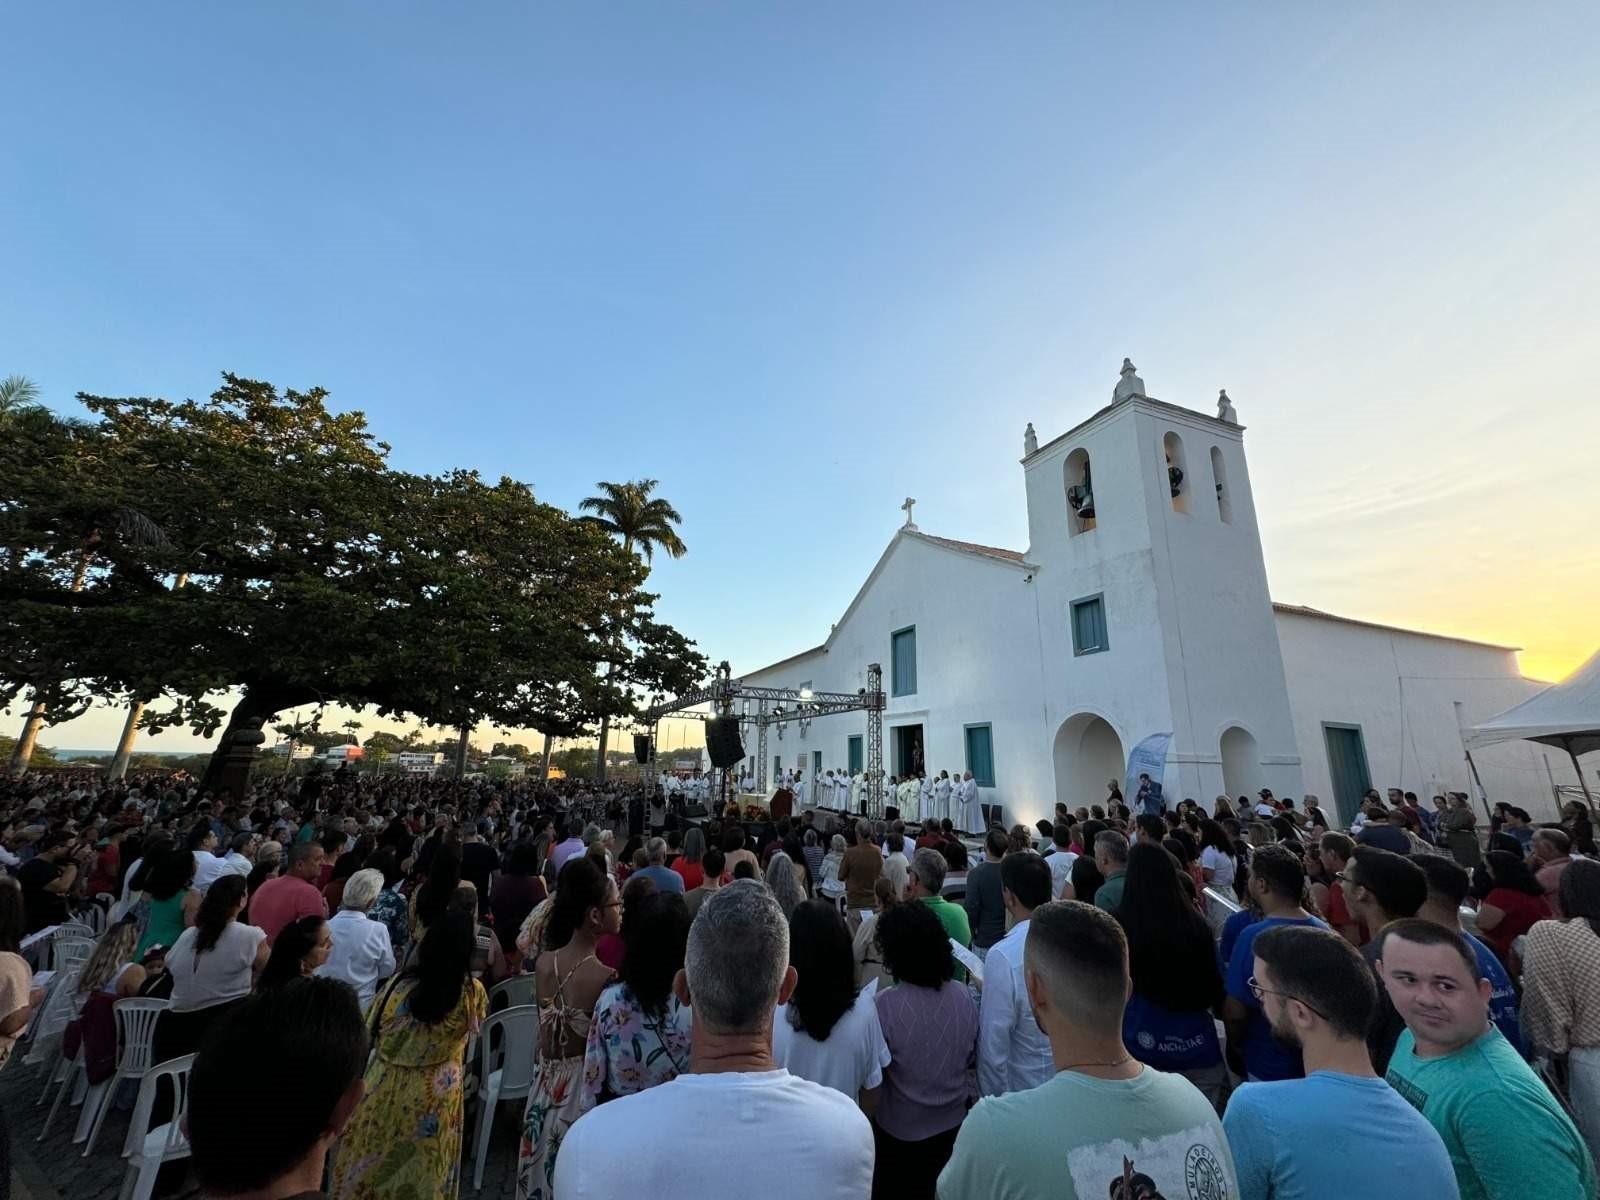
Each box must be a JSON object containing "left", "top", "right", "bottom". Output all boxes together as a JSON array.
[{"left": 897, "top": 774, "right": 920, "bottom": 821}]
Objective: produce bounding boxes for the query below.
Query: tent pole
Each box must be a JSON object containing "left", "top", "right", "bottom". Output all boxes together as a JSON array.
[
  {"left": 1566, "top": 737, "right": 1596, "bottom": 811},
  {"left": 1463, "top": 749, "right": 1492, "bottom": 822}
]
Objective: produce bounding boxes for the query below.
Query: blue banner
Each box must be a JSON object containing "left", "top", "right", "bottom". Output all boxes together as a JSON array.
[{"left": 1125, "top": 732, "right": 1173, "bottom": 816}]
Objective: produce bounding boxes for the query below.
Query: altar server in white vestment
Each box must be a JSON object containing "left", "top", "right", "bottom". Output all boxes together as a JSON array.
[
  {"left": 958, "top": 770, "right": 983, "bottom": 832},
  {"left": 934, "top": 772, "right": 953, "bottom": 822},
  {"left": 919, "top": 774, "right": 934, "bottom": 822},
  {"left": 897, "top": 774, "right": 920, "bottom": 821}
]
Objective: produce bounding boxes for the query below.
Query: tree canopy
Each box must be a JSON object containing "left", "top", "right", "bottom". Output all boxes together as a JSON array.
[{"left": 1, "top": 374, "right": 707, "bottom": 791}]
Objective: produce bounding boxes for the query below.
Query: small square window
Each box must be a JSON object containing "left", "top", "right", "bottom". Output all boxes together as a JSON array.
[{"left": 1071, "top": 595, "right": 1108, "bottom": 656}]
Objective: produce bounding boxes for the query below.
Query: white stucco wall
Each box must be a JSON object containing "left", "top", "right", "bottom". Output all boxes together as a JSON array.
[
  {"left": 1275, "top": 609, "right": 1579, "bottom": 824},
  {"left": 739, "top": 532, "right": 1047, "bottom": 822}
]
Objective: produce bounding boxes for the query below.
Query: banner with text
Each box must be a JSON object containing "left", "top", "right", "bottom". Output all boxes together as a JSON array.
[{"left": 1125, "top": 732, "right": 1173, "bottom": 815}]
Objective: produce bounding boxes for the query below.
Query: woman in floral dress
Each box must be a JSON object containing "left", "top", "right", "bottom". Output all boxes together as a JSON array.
[
  {"left": 579, "top": 891, "right": 693, "bottom": 1112},
  {"left": 331, "top": 910, "right": 487, "bottom": 1200},
  {"left": 516, "top": 854, "right": 619, "bottom": 1200}
]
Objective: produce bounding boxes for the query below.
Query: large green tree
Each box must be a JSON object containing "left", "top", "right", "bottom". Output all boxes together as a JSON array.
[
  {"left": 578, "top": 479, "right": 688, "bottom": 780},
  {"left": 1, "top": 376, "right": 705, "bottom": 794}
]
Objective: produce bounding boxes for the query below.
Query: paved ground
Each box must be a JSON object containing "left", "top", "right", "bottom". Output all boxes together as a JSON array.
[{"left": 2, "top": 1055, "right": 527, "bottom": 1200}]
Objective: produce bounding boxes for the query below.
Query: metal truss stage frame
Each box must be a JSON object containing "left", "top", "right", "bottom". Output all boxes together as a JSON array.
[{"left": 642, "top": 660, "right": 887, "bottom": 816}]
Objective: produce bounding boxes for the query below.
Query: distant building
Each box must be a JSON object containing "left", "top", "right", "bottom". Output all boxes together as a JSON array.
[
  {"left": 269, "top": 743, "right": 315, "bottom": 761},
  {"left": 319, "top": 744, "right": 365, "bottom": 764},
  {"left": 485, "top": 755, "right": 527, "bottom": 778},
  {"left": 395, "top": 751, "right": 444, "bottom": 777}
]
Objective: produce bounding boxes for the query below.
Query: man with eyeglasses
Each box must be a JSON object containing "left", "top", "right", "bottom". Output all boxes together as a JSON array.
[
  {"left": 1222, "top": 924, "right": 1455, "bottom": 1200},
  {"left": 1381, "top": 919, "right": 1595, "bottom": 1200},
  {"left": 1223, "top": 844, "right": 1326, "bottom": 1081},
  {"left": 1338, "top": 846, "right": 1427, "bottom": 1073}
]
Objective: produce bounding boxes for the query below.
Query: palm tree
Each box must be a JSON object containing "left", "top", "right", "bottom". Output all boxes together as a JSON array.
[
  {"left": 579, "top": 479, "right": 687, "bottom": 779},
  {"left": 0, "top": 374, "right": 43, "bottom": 422}
]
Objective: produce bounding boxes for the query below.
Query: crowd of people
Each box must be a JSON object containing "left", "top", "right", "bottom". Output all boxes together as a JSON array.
[{"left": 2, "top": 764, "right": 1599, "bottom": 1200}]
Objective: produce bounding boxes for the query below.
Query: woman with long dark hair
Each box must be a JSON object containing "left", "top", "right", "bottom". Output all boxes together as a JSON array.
[
  {"left": 330, "top": 910, "right": 487, "bottom": 1199},
  {"left": 579, "top": 891, "right": 692, "bottom": 1112},
  {"left": 775, "top": 899, "right": 889, "bottom": 1107},
  {"left": 871, "top": 900, "right": 977, "bottom": 1199},
  {"left": 257, "top": 914, "right": 333, "bottom": 990},
  {"left": 1115, "top": 843, "right": 1229, "bottom": 1108},
  {"left": 410, "top": 842, "right": 462, "bottom": 946},
  {"left": 1197, "top": 819, "right": 1238, "bottom": 896},
  {"left": 1476, "top": 849, "right": 1553, "bottom": 968},
  {"left": 516, "top": 855, "right": 620, "bottom": 1200},
  {"left": 134, "top": 849, "right": 200, "bottom": 959},
  {"left": 154, "top": 874, "right": 268, "bottom": 1065},
  {"left": 490, "top": 841, "right": 547, "bottom": 955}
]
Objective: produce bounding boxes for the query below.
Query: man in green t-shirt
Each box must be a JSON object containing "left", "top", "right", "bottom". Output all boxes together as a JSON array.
[
  {"left": 907, "top": 847, "right": 971, "bottom": 981},
  {"left": 938, "top": 901, "right": 1237, "bottom": 1200},
  {"left": 1091, "top": 830, "right": 1129, "bottom": 913},
  {"left": 1380, "top": 918, "right": 1595, "bottom": 1200}
]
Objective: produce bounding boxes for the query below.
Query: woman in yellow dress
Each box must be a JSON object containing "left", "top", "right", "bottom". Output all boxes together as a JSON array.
[{"left": 331, "top": 909, "right": 487, "bottom": 1200}]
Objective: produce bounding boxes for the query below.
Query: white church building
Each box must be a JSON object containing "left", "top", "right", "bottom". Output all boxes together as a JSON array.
[{"left": 739, "top": 361, "right": 1583, "bottom": 829}]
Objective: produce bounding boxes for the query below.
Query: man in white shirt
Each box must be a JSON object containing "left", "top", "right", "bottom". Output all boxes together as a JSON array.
[
  {"left": 979, "top": 853, "right": 1057, "bottom": 1096},
  {"left": 555, "top": 882, "right": 873, "bottom": 1199},
  {"left": 190, "top": 824, "right": 233, "bottom": 895},
  {"left": 1045, "top": 824, "right": 1078, "bottom": 898},
  {"left": 219, "top": 832, "right": 256, "bottom": 881},
  {"left": 316, "top": 868, "right": 397, "bottom": 1006}
]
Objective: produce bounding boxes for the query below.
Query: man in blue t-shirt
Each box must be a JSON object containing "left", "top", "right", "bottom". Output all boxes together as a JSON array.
[
  {"left": 1414, "top": 856, "right": 1525, "bottom": 1055},
  {"left": 1223, "top": 924, "right": 1455, "bottom": 1200},
  {"left": 1224, "top": 845, "right": 1327, "bottom": 1080}
]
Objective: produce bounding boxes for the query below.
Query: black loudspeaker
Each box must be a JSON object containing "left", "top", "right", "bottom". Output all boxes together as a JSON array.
[
  {"left": 633, "top": 735, "right": 652, "bottom": 764},
  {"left": 704, "top": 718, "right": 745, "bottom": 770},
  {"left": 885, "top": 805, "right": 901, "bottom": 822}
]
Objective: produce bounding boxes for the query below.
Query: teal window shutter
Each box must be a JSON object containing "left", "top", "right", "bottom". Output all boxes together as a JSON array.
[
  {"left": 891, "top": 627, "right": 918, "bottom": 696},
  {"left": 1071, "top": 596, "right": 1108, "bottom": 655},
  {"left": 964, "top": 725, "right": 995, "bottom": 788}
]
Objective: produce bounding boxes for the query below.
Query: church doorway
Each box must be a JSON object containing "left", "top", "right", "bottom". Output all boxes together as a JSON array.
[
  {"left": 893, "top": 723, "right": 925, "bottom": 778},
  {"left": 1220, "top": 726, "right": 1259, "bottom": 800},
  {"left": 1053, "top": 713, "right": 1125, "bottom": 812}
]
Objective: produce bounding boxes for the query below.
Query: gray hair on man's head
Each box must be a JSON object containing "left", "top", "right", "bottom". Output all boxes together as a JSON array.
[
  {"left": 582, "top": 824, "right": 602, "bottom": 846},
  {"left": 341, "top": 868, "right": 384, "bottom": 911},
  {"left": 684, "top": 880, "right": 788, "bottom": 1034},
  {"left": 855, "top": 819, "right": 872, "bottom": 841},
  {"left": 1094, "top": 830, "right": 1129, "bottom": 865},
  {"left": 646, "top": 837, "right": 668, "bottom": 864},
  {"left": 910, "top": 847, "right": 947, "bottom": 895}
]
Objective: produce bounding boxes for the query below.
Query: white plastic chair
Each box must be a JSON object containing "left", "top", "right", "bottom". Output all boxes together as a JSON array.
[
  {"left": 470, "top": 1005, "right": 539, "bottom": 1190},
  {"left": 117, "top": 1054, "right": 195, "bottom": 1200},
  {"left": 22, "top": 965, "right": 82, "bottom": 1103},
  {"left": 51, "top": 937, "right": 95, "bottom": 976},
  {"left": 82, "top": 997, "right": 170, "bottom": 1157},
  {"left": 56, "top": 920, "right": 98, "bottom": 943},
  {"left": 488, "top": 974, "right": 537, "bottom": 1012}
]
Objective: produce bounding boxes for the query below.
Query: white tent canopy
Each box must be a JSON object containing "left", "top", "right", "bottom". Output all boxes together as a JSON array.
[{"left": 1465, "top": 647, "right": 1600, "bottom": 803}]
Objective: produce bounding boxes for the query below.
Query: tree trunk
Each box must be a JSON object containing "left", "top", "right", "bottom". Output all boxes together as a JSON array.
[
  {"left": 106, "top": 700, "right": 145, "bottom": 781},
  {"left": 8, "top": 549, "right": 95, "bottom": 777},
  {"left": 200, "top": 685, "right": 316, "bottom": 800},
  {"left": 540, "top": 732, "right": 553, "bottom": 781},
  {"left": 7, "top": 701, "right": 47, "bottom": 778},
  {"left": 106, "top": 573, "right": 187, "bottom": 782},
  {"left": 455, "top": 724, "right": 471, "bottom": 779}
]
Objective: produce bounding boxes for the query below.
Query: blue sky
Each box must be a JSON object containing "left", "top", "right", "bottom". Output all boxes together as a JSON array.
[{"left": 6, "top": 4, "right": 1598, "bottom": 752}]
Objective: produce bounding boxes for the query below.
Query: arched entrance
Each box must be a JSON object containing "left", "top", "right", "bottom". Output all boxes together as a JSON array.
[
  {"left": 1220, "top": 725, "right": 1259, "bottom": 800},
  {"left": 1053, "top": 714, "right": 1125, "bottom": 812}
]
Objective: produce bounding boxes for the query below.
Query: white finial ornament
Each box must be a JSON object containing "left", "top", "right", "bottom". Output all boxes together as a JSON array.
[
  {"left": 1112, "top": 358, "right": 1145, "bottom": 403},
  {"left": 1023, "top": 422, "right": 1038, "bottom": 456},
  {"left": 1216, "top": 389, "right": 1238, "bottom": 424},
  {"left": 900, "top": 497, "right": 918, "bottom": 531}
]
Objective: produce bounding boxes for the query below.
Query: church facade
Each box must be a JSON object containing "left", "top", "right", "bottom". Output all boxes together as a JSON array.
[{"left": 738, "top": 362, "right": 1579, "bottom": 828}]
